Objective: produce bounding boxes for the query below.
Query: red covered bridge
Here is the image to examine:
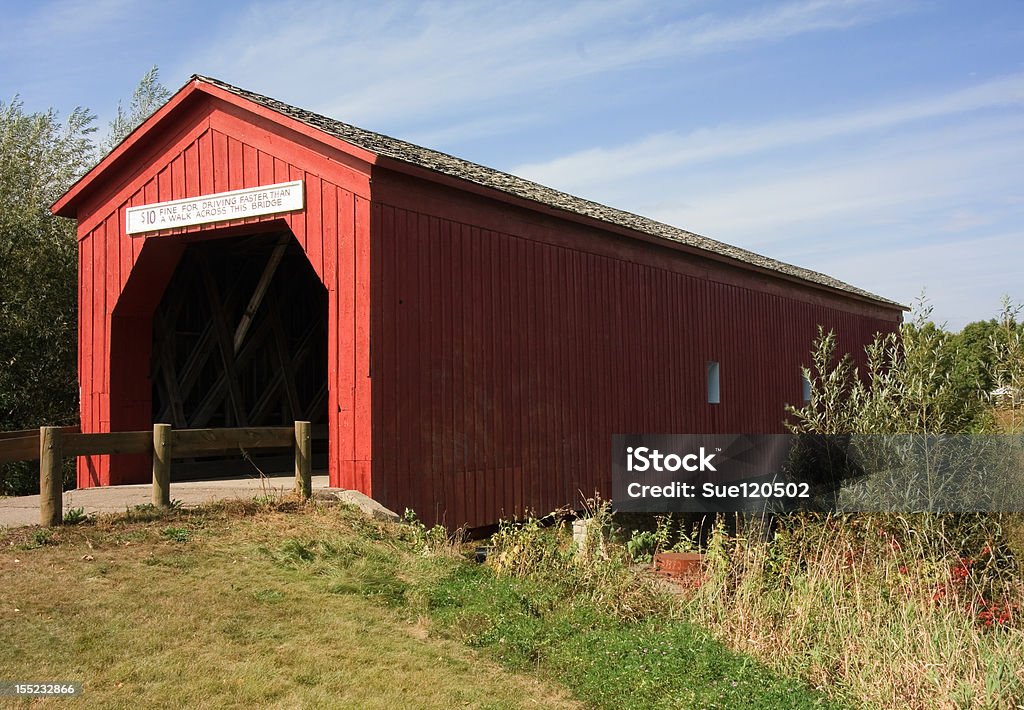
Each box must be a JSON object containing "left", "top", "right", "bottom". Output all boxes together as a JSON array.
[{"left": 52, "top": 75, "right": 903, "bottom": 527}]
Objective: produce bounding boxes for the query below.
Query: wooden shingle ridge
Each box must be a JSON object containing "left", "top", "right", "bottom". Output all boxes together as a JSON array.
[{"left": 194, "top": 74, "right": 904, "bottom": 309}]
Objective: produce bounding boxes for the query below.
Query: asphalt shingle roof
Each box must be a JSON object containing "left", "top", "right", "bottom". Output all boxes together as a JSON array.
[{"left": 195, "top": 75, "right": 903, "bottom": 309}]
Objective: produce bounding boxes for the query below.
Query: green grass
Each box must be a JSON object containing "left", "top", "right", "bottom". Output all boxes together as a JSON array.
[
  {"left": 425, "top": 564, "right": 835, "bottom": 709},
  {"left": 0, "top": 500, "right": 829, "bottom": 709},
  {"left": 0, "top": 502, "right": 577, "bottom": 709}
]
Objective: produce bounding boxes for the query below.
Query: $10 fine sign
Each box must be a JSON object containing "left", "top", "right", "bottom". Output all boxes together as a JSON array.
[{"left": 125, "top": 180, "right": 303, "bottom": 235}]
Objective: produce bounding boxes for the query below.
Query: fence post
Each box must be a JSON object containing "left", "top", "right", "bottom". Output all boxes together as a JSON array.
[
  {"left": 39, "top": 426, "right": 63, "bottom": 527},
  {"left": 294, "top": 420, "right": 312, "bottom": 499},
  {"left": 153, "top": 423, "right": 172, "bottom": 507}
]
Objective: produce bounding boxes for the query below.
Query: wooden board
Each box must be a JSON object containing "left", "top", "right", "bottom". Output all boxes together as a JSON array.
[
  {"left": 63, "top": 431, "right": 152, "bottom": 457},
  {"left": 0, "top": 436, "right": 41, "bottom": 465},
  {"left": 172, "top": 426, "right": 294, "bottom": 456},
  {"left": 0, "top": 427, "right": 79, "bottom": 464}
]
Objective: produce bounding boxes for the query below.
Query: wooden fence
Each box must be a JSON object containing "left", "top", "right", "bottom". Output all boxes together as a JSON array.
[{"left": 0, "top": 422, "right": 313, "bottom": 527}]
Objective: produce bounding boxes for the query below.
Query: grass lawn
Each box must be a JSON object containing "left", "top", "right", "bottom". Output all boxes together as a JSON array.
[
  {"left": 0, "top": 502, "right": 578, "bottom": 709},
  {"left": 0, "top": 500, "right": 831, "bottom": 708}
]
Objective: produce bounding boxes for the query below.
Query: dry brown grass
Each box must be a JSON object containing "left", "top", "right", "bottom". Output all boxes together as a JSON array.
[
  {"left": 993, "top": 407, "right": 1023, "bottom": 434},
  {"left": 0, "top": 501, "right": 580, "bottom": 709},
  {"left": 678, "top": 514, "right": 1024, "bottom": 709}
]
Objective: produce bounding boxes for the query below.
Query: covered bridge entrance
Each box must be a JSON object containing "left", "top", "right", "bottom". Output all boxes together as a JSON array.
[
  {"left": 53, "top": 77, "right": 372, "bottom": 492},
  {"left": 53, "top": 76, "right": 904, "bottom": 528},
  {"left": 149, "top": 232, "right": 328, "bottom": 477}
]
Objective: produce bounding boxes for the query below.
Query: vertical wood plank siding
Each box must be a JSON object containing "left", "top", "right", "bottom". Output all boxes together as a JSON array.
[
  {"left": 75, "top": 98, "right": 371, "bottom": 488},
  {"left": 371, "top": 175, "right": 900, "bottom": 528},
  {"left": 67, "top": 86, "right": 901, "bottom": 531}
]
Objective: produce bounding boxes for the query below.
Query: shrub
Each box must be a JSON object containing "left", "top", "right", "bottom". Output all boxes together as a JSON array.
[{"left": 63, "top": 507, "right": 89, "bottom": 525}]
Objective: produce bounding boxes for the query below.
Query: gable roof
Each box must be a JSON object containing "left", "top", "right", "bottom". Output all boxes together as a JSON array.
[{"left": 57, "top": 74, "right": 905, "bottom": 310}]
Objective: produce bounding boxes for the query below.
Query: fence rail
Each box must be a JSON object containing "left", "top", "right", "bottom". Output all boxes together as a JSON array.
[
  {"left": 0, "top": 422, "right": 314, "bottom": 527},
  {"left": 0, "top": 426, "right": 79, "bottom": 466}
]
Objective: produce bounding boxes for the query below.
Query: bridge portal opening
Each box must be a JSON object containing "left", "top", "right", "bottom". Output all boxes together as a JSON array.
[{"left": 150, "top": 231, "right": 328, "bottom": 478}]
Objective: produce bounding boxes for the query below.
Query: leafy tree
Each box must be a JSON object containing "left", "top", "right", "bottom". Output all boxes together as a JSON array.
[
  {"left": 988, "top": 297, "right": 1023, "bottom": 433},
  {"left": 0, "top": 99, "right": 95, "bottom": 427},
  {"left": 955, "top": 318, "right": 1001, "bottom": 393},
  {"left": 786, "top": 299, "right": 1024, "bottom": 511},
  {"left": 0, "top": 98, "right": 95, "bottom": 493},
  {"left": 951, "top": 301, "right": 1022, "bottom": 397},
  {"left": 787, "top": 300, "right": 987, "bottom": 436},
  {"left": 1, "top": 67, "right": 170, "bottom": 494},
  {"left": 100, "top": 65, "right": 171, "bottom": 154}
]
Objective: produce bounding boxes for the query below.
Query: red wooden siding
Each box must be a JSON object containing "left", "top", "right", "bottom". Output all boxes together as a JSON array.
[
  {"left": 371, "top": 171, "right": 899, "bottom": 528},
  {"left": 58, "top": 79, "right": 902, "bottom": 531},
  {"left": 72, "top": 95, "right": 372, "bottom": 490}
]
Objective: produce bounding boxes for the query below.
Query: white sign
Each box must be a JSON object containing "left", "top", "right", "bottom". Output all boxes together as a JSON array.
[{"left": 125, "top": 180, "right": 304, "bottom": 234}]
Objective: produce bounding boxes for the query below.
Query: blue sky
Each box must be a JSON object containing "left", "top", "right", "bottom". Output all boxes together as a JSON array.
[{"left": 3, "top": 0, "right": 1022, "bottom": 329}]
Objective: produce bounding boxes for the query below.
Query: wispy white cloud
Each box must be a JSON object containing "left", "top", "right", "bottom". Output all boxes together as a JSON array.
[
  {"left": 181, "top": 0, "right": 904, "bottom": 132},
  {"left": 513, "top": 73, "right": 1024, "bottom": 191},
  {"left": 810, "top": 230, "right": 1024, "bottom": 329},
  {"left": 2, "top": 0, "right": 138, "bottom": 51},
  {"left": 508, "top": 87, "right": 1023, "bottom": 330},
  {"left": 641, "top": 114, "right": 1024, "bottom": 245},
  {"left": 940, "top": 209, "right": 992, "bottom": 234},
  {"left": 682, "top": 0, "right": 901, "bottom": 50},
  {"left": 404, "top": 111, "right": 550, "bottom": 149}
]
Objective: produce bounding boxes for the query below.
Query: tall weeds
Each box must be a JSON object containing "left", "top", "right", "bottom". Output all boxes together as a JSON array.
[
  {"left": 487, "top": 501, "right": 671, "bottom": 621},
  {"left": 483, "top": 504, "right": 1024, "bottom": 706},
  {"left": 679, "top": 513, "right": 1023, "bottom": 709}
]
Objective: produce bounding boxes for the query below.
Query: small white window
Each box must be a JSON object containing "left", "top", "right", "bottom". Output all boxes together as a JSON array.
[
  {"left": 801, "top": 373, "right": 812, "bottom": 402},
  {"left": 707, "top": 361, "right": 720, "bottom": 404}
]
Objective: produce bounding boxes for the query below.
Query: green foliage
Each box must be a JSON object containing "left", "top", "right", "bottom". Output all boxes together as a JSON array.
[
  {"left": 400, "top": 508, "right": 456, "bottom": 554},
  {"left": 31, "top": 528, "right": 55, "bottom": 547},
  {"left": 0, "top": 98, "right": 94, "bottom": 427},
  {"left": 626, "top": 514, "right": 675, "bottom": 563},
  {"left": 62, "top": 506, "right": 89, "bottom": 524},
  {"left": 1, "top": 69, "right": 172, "bottom": 496},
  {"left": 956, "top": 318, "right": 1002, "bottom": 393},
  {"left": 124, "top": 499, "right": 182, "bottom": 522},
  {"left": 161, "top": 526, "right": 191, "bottom": 543},
  {"left": 626, "top": 529, "right": 658, "bottom": 563},
  {"left": 787, "top": 328, "right": 860, "bottom": 434},
  {"left": 0, "top": 98, "right": 95, "bottom": 494},
  {"left": 786, "top": 298, "right": 1024, "bottom": 509},
  {"left": 100, "top": 66, "right": 171, "bottom": 154},
  {"left": 954, "top": 296, "right": 1023, "bottom": 404},
  {"left": 787, "top": 298, "right": 993, "bottom": 435}
]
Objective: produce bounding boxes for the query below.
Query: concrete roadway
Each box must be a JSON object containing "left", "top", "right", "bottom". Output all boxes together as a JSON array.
[{"left": 0, "top": 475, "right": 331, "bottom": 528}]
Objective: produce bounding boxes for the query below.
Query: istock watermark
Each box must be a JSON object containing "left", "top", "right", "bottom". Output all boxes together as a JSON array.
[
  {"left": 612, "top": 434, "right": 1024, "bottom": 513},
  {"left": 626, "top": 446, "right": 718, "bottom": 472}
]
